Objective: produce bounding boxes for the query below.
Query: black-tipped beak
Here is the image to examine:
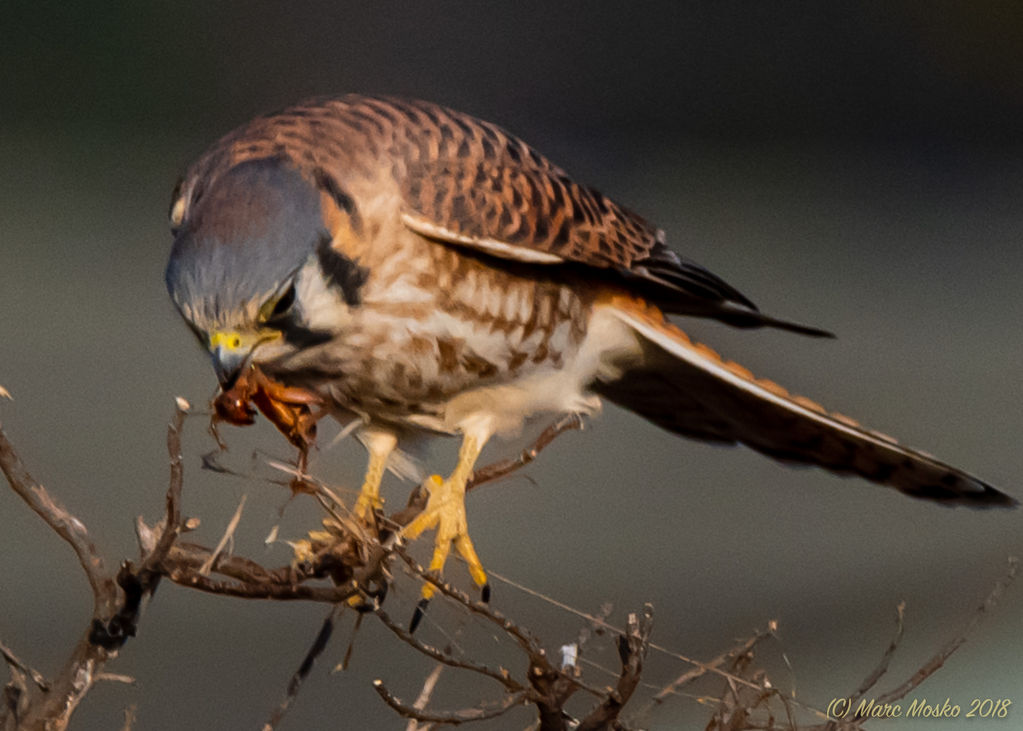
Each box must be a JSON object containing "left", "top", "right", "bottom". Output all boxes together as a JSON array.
[{"left": 211, "top": 345, "right": 251, "bottom": 388}]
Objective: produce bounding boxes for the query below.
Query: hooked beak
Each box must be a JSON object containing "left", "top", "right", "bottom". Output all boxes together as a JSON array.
[{"left": 211, "top": 345, "right": 251, "bottom": 388}]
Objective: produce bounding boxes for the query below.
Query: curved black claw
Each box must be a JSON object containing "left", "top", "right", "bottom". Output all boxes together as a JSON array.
[
  {"left": 481, "top": 582, "right": 491, "bottom": 603},
  {"left": 409, "top": 598, "right": 430, "bottom": 634},
  {"left": 353, "top": 579, "right": 389, "bottom": 613}
]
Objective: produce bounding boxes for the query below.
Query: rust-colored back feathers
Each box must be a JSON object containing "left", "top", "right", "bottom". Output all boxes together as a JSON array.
[{"left": 176, "top": 95, "right": 824, "bottom": 333}]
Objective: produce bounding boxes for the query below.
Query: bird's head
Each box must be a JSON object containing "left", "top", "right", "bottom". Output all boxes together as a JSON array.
[{"left": 165, "top": 156, "right": 365, "bottom": 388}]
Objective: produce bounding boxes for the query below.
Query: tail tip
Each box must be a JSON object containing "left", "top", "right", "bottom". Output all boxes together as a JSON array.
[{"left": 905, "top": 478, "right": 1017, "bottom": 509}]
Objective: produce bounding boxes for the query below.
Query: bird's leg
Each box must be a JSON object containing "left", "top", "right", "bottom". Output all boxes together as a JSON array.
[
  {"left": 320, "top": 428, "right": 397, "bottom": 613},
  {"left": 353, "top": 428, "right": 397, "bottom": 526},
  {"left": 403, "top": 430, "right": 490, "bottom": 628}
]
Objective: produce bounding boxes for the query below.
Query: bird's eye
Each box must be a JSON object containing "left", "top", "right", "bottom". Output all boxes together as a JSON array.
[{"left": 260, "top": 283, "right": 296, "bottom": 323}]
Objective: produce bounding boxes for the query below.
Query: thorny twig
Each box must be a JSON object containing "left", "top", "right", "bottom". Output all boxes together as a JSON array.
[
  {"left": 705, "top": 646, "right": 780, "bottom": 730},
  {"left": 89, "top": 402, "right": 190, "bottom": 650},
  {"left": 396, "top": 550, "right": 556, "bottom": 667},
  {"left": 0, "top": 428, "right": 120, "bottom": 730}
]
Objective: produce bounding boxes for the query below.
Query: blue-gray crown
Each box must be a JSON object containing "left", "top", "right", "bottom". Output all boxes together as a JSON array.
[{"left": 165, "top": 157, "right": 325, "bottom": 330}]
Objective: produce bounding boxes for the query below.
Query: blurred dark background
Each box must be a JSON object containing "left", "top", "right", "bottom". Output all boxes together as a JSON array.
[{"left": 2, "top": 2, "right": 1022, "bottom": 729}]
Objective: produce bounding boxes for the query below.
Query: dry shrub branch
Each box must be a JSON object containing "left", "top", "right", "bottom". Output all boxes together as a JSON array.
[{"left": 0, "top": 398, "right": 1016, "bottom": 730}]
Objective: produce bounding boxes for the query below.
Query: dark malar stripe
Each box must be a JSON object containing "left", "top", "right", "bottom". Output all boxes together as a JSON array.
[{"left": 316, "top": 234, "right": 368, "bottom": 306}]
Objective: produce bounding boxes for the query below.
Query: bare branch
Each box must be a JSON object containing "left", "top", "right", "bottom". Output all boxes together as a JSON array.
[
  {"left": 468, "top": 413, "right": 583, "bottom": 492},
  {"left": 528, "top": 650, "right": 578, "bottom": 731},
  {"left": 142, "top": 399, "right": 188, "bottom": 573},
  {"left": 0, "top": 426, "right": 116, "bottom": 616},
  {"left": 873, "top": 556, "right": 1018, "bottom": 707},
  {"left": 95, "top": 673, "right": 135, "bottom": 685},
  {"left": 396, "top": 549, "right": 541, "bottom": 657},
  {"left": 847, "top": 602, "right": 904, "bottom": 707},
  {"left": 645, "top": 622, "right": 777, "bottom": 711},
  {"left": 3, "top": 391, "right": 1016, "bottom": 731},
  {"left": 0, "top": 421, "right": 125, "bottom": 729},
  {"left": 120, "top": 704, "right": 137, "bottom": 731},
  {"left": 374, "top": 607, "right": 525, "bottom": 692},
  {"left": 373, "top": 679, "right": 527, "bottom": 725},
  {"left": 164, "top": 565, "right": 360, "bottom": 602},
  {"left": 487, "top": 566, "right": 777, "bottom": 699},
  {"left": 3, "top": 665, "right": 28, "bottom": 727},
  {"left": 264, "top": 605, "right": 343, "bottom": 731},
  {"left": 577, "top": 604, "right": 653, "bottom": 731},
  {"left": 88, "top": 401, "right": 195, "bottom": 651},
  {"left": 0, "top": 640, "right": 49, "bottom": 692},
  {"left": 394, "top": 548, "right": 659, "bottom": 729},
  {"left": 158, "top": 541, "right": 281, "bottom": 583}
]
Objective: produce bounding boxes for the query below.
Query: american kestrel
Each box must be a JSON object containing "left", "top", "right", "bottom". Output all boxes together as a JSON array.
[{"left": 165, "top": 95, "right": 1015, "bottom": 606}]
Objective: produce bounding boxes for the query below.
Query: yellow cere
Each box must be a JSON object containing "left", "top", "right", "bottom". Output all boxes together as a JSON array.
[{"left": 208, "top": 330, "right": 274, "bottom": 352}]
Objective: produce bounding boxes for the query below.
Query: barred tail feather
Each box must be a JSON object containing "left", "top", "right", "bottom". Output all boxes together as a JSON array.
[{"left": 597, "top": 300, "right": 1015, "bottom": 508}]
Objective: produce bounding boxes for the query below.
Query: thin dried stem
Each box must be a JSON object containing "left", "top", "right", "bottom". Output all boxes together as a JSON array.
[
  {"left": 373, "top": 679, "right": 527, "bottom": 725},
  {"left": 95, "top": 673, "right": 135, "bottom": 685},
  {"left": 643, "top": 622, "right": 777, "bottom": 712},
  {"left": 487, "top": 566, "right": 778, "bottom": 699},
  {"left": 199, "top": 493, "right": 247, "bottom": 575},
  {"left": 848, "top": 602, "right": 904, "bottom": 706},
  {"left": 406, "top": 662, "right": 444, "bottom": 731}
]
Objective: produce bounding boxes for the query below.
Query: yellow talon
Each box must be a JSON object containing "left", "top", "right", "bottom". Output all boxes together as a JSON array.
[
  {"left": 403, "top": 433, "right": 490, "bottom": 603},
  {"left": 353, "top": 491, "right": 384, "bottom": 522},
  {"left": 352, "top": 429, "right": 396, "bottom": 525}
]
